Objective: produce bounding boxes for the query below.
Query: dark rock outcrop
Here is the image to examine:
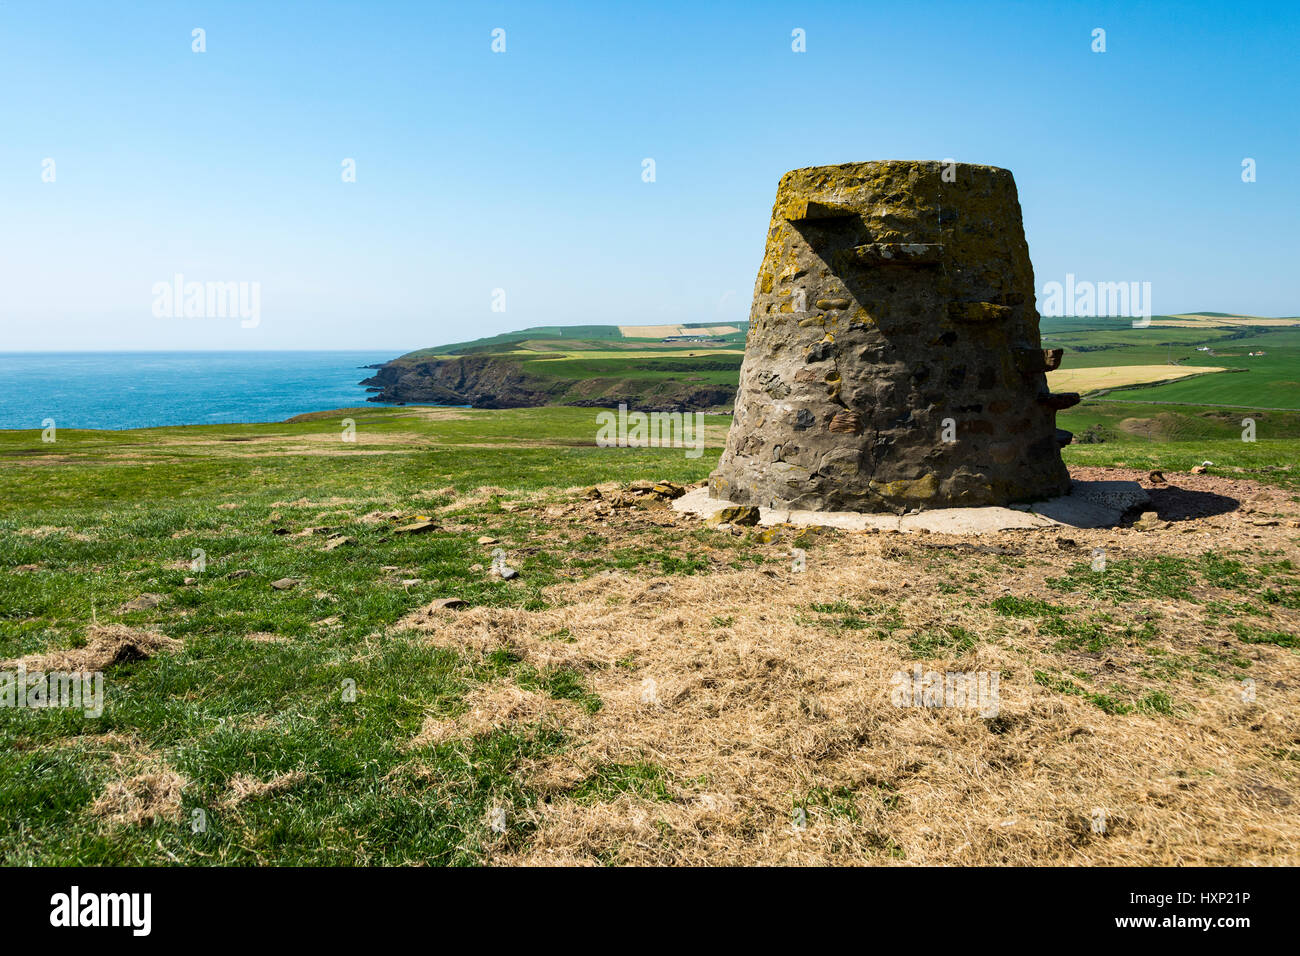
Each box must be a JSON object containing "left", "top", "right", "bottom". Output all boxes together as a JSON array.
[
  {"left": 361, "top": 354, "right": 734, "bottom": 412},
  {"left": 361, "top": 355, "right": 555, "bottom": 408}
]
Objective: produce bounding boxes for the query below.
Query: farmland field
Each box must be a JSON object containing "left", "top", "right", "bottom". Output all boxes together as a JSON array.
[
  {"left": 1104, "top": 349, "right": 1300, "bottom": 408},
  {"left": 1041, "top": 317, "right": 1300, "bottom": 409}
]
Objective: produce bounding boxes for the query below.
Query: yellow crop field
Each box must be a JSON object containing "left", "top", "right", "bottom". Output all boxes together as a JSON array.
[
  {"left": 1047, "top": 364, "right": 1226, "bottom": 393},
  {"left": 1156, "top": 313, "right": 1300, "bottom": 327}
]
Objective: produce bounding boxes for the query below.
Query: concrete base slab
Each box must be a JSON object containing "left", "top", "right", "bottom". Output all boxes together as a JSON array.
[{"left": 672, "top": 481, "right": 1150, "bottom": 534}]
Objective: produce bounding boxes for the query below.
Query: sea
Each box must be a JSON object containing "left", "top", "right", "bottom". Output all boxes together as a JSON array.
[{"left": 0, "top": 351, "right": 402, "bottom": 431}]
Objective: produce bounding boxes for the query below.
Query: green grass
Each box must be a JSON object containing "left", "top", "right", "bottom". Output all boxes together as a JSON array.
[
  {"left": 0, "top": 405, "right": 725, "bottom": 865},
  {"left": 1231, "top": 623, "right": 1300, "bottom": 649},
  {"left": 2, "top": 389, "right": 1298, "bottom": 864},
  {"left": 1036, "top": 317, "right": 1300, "bottom": 409},
  {"left": 404, "top": 323, "right": 749, "bottom": 357},
  {"left": 1031, "top": 670, "right": 1144, "bottom": 716},
  {"left": 520, "top": 354, "right": 742, "bottom": 386},
  {"left": 570, "top": 762, "right": 674, "bottom": 803}
]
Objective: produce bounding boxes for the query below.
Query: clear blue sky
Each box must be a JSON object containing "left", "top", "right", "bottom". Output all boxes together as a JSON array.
[{"left": 1, "top": 0, "right": 1296, "bottom": 351}]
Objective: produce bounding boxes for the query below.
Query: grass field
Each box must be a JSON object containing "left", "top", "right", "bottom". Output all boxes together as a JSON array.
[
  {"left": 3, "top": 401, "right": 1299, "bottom": 864},
  {"left": 402, "top": 323, "right": 751, "bottom": 361},
  {"left": 1040, "top": 317, "right": 1300, "bottom": 410},
  {"left": 518, "top": 351, "right": 744, "bottom": 387},
  {"left": 1108, "top": 349, "right": 1300, "bottom": 408}
]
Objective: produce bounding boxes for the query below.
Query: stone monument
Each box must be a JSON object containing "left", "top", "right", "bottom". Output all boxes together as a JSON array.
[{"left": 709, "top": 160, "right": 1077, "bottom": 513}]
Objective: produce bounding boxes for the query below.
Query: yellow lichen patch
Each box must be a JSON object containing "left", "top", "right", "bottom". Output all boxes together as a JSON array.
[{"left": 869, "top": 474, "right": 939, "bottom": 501}]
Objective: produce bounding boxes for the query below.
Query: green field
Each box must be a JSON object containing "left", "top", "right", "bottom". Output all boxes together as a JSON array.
[
  {"left": 3, "top": 399, "right": 1299, "bottom": 864},
  {"left": 1041, "top": 317, "right": 1300, "bottom": 409},
  {"left": 1103, "top": 349, "right": 1300, "bottom": 408},
  {"left": 518, "top": 352, "right": 744, "bottom": 386},
  {"left": 406, "top": 323, "right": 750, "bottom": 359},
  {"left": 0, "top": 407, "right": 725, "bottom": 864}
]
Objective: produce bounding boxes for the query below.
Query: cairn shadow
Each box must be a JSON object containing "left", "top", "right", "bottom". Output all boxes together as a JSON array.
[{"left": 1144, "top": 486, "right": 1241, "bottom": 522}]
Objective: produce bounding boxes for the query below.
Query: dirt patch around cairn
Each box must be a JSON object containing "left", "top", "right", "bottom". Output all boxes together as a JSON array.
[
  {"left": 398, "top": 466, "right": 1300, "bottom": 865},
  {"left": 1071, "top": 465, "right": 1294, "bottom": 523}
]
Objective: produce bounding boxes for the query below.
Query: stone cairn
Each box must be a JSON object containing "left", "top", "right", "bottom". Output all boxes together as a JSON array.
[{"left": 710, "top": 160, "right": 1077, "bottom": 513}]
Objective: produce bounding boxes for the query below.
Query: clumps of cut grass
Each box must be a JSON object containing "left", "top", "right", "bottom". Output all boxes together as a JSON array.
[
  {"left": 408, "top": 683, "right": 575, "bottom": 749},
  {"left": 90, "top": 769, "right": 187, "bottom": 827},
  {"left": 1, "top": 624, "right": 180, "bottom": 673},
  {"left": 218, "top": 771, "right": 307, "bottom": 811},
  {"left": 472, "top": 646, "right": 602, "bottom": 712},
  {"left": 569, "top": 762, "right": 673, "bottom": 804}
]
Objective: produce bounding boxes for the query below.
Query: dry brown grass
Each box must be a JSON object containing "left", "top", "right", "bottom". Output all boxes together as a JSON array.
[
  {"left": 399, "top": 485, "right": 1300, "bottom": 865},
  {"left": 407, "top": 684, "right": 581, "bottom": 749},
  {"left": 90, "top": 770, "right": 187, "bottom": 827},
  {"left": 2, "top": 624, "right": 180, "bottom": 672},
  {"left": 218, "top": 772, "right": 308, "bottom": 810}
]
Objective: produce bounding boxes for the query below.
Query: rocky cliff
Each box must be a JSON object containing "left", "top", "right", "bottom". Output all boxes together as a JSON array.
[{"left": 360, "top": 354, "right": 735, "bottom": 412}]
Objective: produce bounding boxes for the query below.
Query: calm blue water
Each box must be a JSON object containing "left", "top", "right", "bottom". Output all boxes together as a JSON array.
[{"left": 0, "top": 352, "right": 401, "bottom": 431}]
